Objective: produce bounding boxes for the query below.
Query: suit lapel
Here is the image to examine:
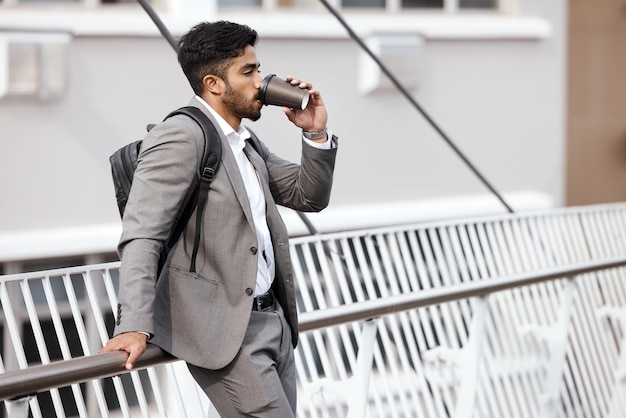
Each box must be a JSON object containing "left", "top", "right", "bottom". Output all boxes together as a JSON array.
[
  {"left": 223, "top": 141, "right": 255, "bottom": 227},
  {"left": 187, "top": 97, "right": 255, "bottom": 228}
]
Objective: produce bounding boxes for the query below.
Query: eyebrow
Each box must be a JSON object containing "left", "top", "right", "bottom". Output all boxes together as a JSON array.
[{"left": 240, "top": 62, "right": 260, "bottom": 72}]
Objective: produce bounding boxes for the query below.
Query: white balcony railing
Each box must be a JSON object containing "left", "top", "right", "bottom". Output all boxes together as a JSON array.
[{"left": 2, "top": 202, "right": 626, "bottom": 417}]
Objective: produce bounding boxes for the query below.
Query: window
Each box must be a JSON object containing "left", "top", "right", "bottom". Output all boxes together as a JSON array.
[
  {"left": 1, "top": 0, "right": 157, "bottom": 6},
  {"left": 460, "top": 0, "right": 496, "bottom": 8},
  {"left": 216, "top": 0, "right": 499, "bottom": 12},
  {"left": 342, "top": 0, "right": 498, "bottom": 10},
  {"left": 217, "top": 0, "right": 327, "bottom": 9},
  {"left": 1, "top": 0, "right": 499, "bottom": 12},
  {"left": 218, "top": 0, "right": 260, "bottom": 6}
]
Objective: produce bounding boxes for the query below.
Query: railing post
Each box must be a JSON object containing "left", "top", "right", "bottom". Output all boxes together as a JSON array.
[
  {"left": 453, "top": 296, "right": 488, "bottom": 418},
  {"left": 520, "top": 278, "right": 575, "bottom": 418},
  {"left": 6, "top": 395, "right": 32, "bottom": 418},
  {"left": 597, "top": 304, "right": 626, "bottom": 418},
  {"left": 543, "top": 278, "right": 575, "bottom": 418},
  {"left": 309, "top": 318, "right": 379, "bottom": 417},
  {"left": 346, "top": 319, "right": 379, "bottom": 418},
  {"left": 422, "top": 295, "right": 489, "bottom": 418}
]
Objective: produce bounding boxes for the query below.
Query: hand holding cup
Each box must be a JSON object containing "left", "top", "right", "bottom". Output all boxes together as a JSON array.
[{"left": 259, "top": 74, "right": 310, "bottom": 110}]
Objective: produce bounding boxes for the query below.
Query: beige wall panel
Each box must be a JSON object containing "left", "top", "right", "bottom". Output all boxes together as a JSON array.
[{"left": 567, "top": 0, "right": 626, "bottom": 204}]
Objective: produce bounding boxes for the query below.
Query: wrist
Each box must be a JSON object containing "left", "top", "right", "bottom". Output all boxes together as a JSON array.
[
  {"left": 302, "top": 127, "right": 327, "bottom": 140},
  {"left": 133, "top": 331, "right": 150, "bottom": 341}
]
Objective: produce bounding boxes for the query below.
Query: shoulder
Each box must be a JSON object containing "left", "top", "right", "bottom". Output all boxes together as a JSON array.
[
  {"left": 135, "top": 113, "right": 204, "bottom": 172},
  {"left": 144, "top": 113, "right": 203, "bottom": 151}
]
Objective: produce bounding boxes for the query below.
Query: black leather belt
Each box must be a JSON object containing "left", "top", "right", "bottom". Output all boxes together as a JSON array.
[{"left": 252, "top": 290, "right": 274, "bottom": 311}]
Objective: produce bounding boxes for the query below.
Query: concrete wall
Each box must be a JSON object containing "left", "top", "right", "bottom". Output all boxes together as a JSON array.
[{"left": 0, "top": 1, "right": 566, "bottom": 241}]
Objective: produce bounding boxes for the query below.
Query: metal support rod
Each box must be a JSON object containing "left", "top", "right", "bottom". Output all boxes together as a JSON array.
[
  {"left": 136, "top": 0, "right": 179, "bottom": 52},
  {"left": 317, "top": 0, "right": 514, "bottom": 214}
]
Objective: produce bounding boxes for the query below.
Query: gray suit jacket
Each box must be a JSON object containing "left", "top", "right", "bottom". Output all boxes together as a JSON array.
[{"left": 113, "top": 97, "right": 337, "bottom": 370}]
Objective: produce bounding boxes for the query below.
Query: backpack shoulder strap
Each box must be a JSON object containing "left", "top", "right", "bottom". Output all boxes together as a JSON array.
[
  {"left": 168, "top": 106, "right": 222, "bottom": 183},
  {"left": 164, "top": 106, "right": 222, "bottom": 273}
]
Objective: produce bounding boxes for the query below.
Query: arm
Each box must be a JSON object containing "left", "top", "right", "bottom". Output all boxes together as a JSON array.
[
  {"left": 100, "top": 117, "right": 202, "bottom": 369},
  {"left": 263, "top": 139, "right": 337, "bottom": 212},
  {"left": 262, "top": 76, "right": 338, "bottom": 211}
]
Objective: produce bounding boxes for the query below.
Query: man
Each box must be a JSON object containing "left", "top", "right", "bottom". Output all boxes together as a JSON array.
[{"left": 100, "top": 20, "right": 338, "bottom": 417}]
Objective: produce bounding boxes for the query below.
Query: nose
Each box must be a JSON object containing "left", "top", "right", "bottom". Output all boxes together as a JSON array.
[{"left": 254, "top": 73, "right": 264, "bottom": 88}]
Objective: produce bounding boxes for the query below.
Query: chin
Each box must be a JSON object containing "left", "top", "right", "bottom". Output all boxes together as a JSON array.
[{"left": 248, "top": 110, "right": 262, "bottom": 122}]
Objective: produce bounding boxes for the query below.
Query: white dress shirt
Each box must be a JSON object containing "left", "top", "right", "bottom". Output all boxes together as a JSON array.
[
  {"left": 197, "top": 98, "right": 273, "bottom": 296},
  {"left": 197, "top": 96, "right": 332, "bottom": 296}
]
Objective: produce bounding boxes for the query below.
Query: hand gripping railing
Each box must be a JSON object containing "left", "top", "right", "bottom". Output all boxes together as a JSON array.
[{"left": 2, "top": 255, "right": 626, "bottom": 417}]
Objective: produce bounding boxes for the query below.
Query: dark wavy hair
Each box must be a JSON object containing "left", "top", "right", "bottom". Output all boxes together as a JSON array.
[{"left": 178, "top": 21, "right": 258, "bottom": 96}]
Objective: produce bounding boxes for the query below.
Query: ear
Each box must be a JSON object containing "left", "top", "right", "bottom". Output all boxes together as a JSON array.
[{"left": 203, "top": 74, "right": 224, "bottom": 95}]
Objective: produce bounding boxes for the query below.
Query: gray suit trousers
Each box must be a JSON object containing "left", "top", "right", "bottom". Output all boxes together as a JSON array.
[{"left": 187, "top": 301, "right": 296, "bottom": 417}]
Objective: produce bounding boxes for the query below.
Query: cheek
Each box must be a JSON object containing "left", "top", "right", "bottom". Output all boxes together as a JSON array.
[{"left": 233, "top": 81, "right": 254, "bottom": 96}]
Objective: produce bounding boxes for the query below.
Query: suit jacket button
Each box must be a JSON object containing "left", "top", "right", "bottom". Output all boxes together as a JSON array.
[
  {"left": 246, "top": 288, "right": 254, "bottom": 296},
  {"left": 250, "top": 247, "right": 258, "bottom": 255}
]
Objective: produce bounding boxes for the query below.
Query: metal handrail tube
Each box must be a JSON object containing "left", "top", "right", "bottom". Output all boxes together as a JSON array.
[
  {"left": 1, "top": 255, "right": 625, "bottom": 402},
  {"left": 298, "top": 255, "right": 626, "bottom": 332},
  {"left": 0, "top": 345, "right": 177, "bottom": 401}
]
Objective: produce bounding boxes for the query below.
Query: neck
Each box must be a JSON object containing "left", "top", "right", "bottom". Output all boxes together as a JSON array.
[{"left": 201, "top": 94, "right": 241, "bottom": 131}]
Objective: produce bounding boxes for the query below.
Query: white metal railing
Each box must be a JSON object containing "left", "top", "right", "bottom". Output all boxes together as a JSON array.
[
  {"left": 2, "top": 202, "right": 626, "bottom": 417},
  {"left": 291, "top": 203, "right": 626, "bottom": 418}
]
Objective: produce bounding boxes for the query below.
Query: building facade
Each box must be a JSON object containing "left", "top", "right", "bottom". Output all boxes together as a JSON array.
[{"left": 0, "top": 0, "right": 566, "bottom": 271}]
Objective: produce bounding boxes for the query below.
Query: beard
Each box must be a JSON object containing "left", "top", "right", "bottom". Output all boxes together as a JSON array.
[{"left": 223, "top": 80, "right": 262, "bottom": 121}]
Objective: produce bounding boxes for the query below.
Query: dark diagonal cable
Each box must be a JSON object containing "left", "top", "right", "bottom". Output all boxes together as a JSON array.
[
  {"left": 135, "top": 0, "right": 321, "bottom": 234},
  {"left": 318, "top": 0, "right": 514, "bottom": 214},
  {"left": 137, "top": 0, "right": 179, "bottom": 52}
]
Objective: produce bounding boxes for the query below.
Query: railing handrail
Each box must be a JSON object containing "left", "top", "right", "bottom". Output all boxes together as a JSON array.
[
  {"left": 1, "top": 255, "right": 625, "bottom": 402},
  {"left": 0, "top": 345, "right": 177, "bottom": 401},
  {"left": 299, "top": 255, "right": 626, "bottom": 331}
]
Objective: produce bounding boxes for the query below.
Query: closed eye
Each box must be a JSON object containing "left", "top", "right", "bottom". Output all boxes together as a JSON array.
[{"left": 242, "top": 63, "right": 261, "bottom": 75}]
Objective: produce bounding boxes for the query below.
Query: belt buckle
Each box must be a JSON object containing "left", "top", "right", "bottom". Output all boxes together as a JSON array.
[{"left": 253, "top": 291, "right": 273, "bottom": 312}]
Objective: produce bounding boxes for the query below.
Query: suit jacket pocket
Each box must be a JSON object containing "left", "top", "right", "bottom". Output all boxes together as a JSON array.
[{"left": 168, "top": 264, "right": 219, "bottom": 307}]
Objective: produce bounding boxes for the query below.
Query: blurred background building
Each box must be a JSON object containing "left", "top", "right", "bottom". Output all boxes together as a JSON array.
[{"left": 0, "top": 0, "right": 623, "bottom": 274}]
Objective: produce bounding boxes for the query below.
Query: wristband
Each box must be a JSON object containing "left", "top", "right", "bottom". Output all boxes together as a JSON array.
[{"left": 303, "top": 127, "right": 327, "bottom": 140}]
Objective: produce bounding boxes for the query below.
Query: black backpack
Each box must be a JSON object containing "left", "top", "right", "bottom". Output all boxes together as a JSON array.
[
  {"left": 110, "top": 106, "right": 265, "bottom": 273},
  {"left": 110, "top": 106, "right": 221, "bottom": 274}
]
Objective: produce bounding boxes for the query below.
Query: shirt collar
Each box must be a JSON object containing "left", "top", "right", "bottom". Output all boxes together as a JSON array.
[{"left": 195, "top": 95, "right": 251, "bottom": 151}]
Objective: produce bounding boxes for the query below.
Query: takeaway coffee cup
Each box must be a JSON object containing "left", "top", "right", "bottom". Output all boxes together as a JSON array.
[{"left": 259, "top": 74, "right": 310, "bottom": 110}]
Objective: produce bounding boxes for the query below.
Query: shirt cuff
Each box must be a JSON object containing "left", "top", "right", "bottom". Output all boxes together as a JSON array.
[{"left": 302, "top": 129, "right": 335, "bottom": 150}]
